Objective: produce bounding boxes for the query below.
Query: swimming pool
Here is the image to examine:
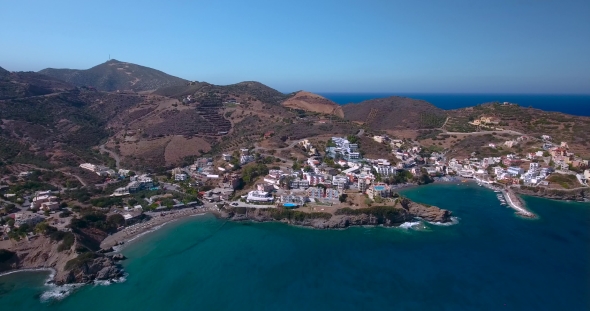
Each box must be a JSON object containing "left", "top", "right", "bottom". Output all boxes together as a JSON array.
[
  {"left": 374, "top": 186, "right": 385, "bottom": 191},
  {"left": 283, "top": 203, "right": 298, "bottom": 208}
]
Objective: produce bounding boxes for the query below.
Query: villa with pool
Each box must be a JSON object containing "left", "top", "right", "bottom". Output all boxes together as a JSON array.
[{"left": 366, "top": 183, "right": 392, "bottom": 200}]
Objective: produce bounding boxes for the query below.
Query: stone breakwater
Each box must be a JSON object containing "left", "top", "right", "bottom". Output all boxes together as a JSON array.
[
  {"left": 220, "top": 200, "right": 452, "bottom": 229},
  {"left": 503, "top": 189, "right": 535, "bottom": 218}
]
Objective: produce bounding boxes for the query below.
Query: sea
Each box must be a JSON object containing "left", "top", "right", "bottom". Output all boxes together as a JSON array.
[
  {"left": 319, "top": 93, "right": 590, "bottom": 117},
  {"left": 1, "top": 183, "right": 589, "bottom": 310}
]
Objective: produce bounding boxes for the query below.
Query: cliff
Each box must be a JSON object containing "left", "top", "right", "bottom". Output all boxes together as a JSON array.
[
  {"left": 220, "top": 199, "right": 452, "bottom": 229},
  {"left": 515, "top": 186, "right": 590, "bottom": 202},
  {"left": 0, "top": 234, "right": 123, "bottom": 285}
]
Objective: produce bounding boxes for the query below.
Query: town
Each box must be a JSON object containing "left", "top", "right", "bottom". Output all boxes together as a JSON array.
[{"left": 2, "top": 128, "right": 588, "bottom": 243}]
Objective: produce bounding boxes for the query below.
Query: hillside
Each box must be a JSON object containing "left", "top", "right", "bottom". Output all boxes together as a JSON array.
[
  {"left": 281, "top": 91, "right": 344, "bottom": 117},
  {"left": 342, "top": 96, "right": 447, "bottom": 131},
  {"left": 39, "top": 59, "right": 187, "bottom": 92},
  {"left": 154, "top": 80, "right": 288, "bottom": 105},
  {"left": 446, "top": 103, "right": 590, "bottom": 158},
  {"left": 0, "top": 69, "right": 75, "bottom": 100}
]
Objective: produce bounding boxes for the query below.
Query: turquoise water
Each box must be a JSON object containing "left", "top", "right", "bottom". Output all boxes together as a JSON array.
[
  {"left": 1, "top": 184, "right": 589, "bottom": 310},
  {"left": 283, "top": 203, "right": 298, "bottom": 207}
]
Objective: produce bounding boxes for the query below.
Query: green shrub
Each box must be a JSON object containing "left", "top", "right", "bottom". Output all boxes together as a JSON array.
[{"left": 64, "top": 252, "right": 97, "bottom": 271}]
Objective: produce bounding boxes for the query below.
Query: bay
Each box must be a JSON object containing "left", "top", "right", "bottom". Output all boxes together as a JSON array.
[{"left": 1, "top": 183, "right": 589, "bottom": 310}]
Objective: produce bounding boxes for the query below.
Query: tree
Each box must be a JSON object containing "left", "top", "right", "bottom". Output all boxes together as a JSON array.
[
  {"left": 107, "top": 214, "right": 125, "bottom": 227},
  {"left": 339, "top": 194, "right": 348, "bottom": 203}
]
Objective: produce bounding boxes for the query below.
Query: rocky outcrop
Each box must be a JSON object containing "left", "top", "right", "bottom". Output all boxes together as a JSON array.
[
  {"left": 60, "top": 256, "right": 123, "bottom": 284},
  {"left": 0, "top": 234, "right": 124, "bottom": 285},
  {"left": 220, "top": 199, "right": 452, "bottom": 229},
  {"left": 515, "top": 186, "right": 590, "bottom": 202},
  {"left": 401, "top": 199, "right": 453, "bottom": 223}
]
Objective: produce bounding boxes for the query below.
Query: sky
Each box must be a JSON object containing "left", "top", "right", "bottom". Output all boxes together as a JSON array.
[{"left": 1, "top": 0, "right": 589, "bottom": 93}]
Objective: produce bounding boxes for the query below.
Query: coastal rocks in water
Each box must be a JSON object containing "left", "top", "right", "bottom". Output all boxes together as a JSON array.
[
  {"left": 110, "top": 253, "right": 127, "bottom": 261},
  {"left": 400, "top": 199, "right": 452, "bottom": 223},
  {"left": 60, "top": 256, "right": 123, "bottom": 284},
  {"left": 220, "top": 199, "right": 452, "bottom": 229}
]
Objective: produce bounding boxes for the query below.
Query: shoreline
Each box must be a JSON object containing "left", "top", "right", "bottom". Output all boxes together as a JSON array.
[{"left": 100, "top": 207, "right": 219, "bottom": 250}]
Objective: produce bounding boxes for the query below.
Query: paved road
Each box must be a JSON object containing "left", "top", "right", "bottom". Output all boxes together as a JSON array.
[
  {"left": 99, "top": 144, "right": 121, "bottom": 169},
  {"left": 443, "top": 129, "right": 525, "bottom": 136}
]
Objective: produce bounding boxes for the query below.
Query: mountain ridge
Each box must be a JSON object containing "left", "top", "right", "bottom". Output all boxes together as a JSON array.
[{"left": 39, "top": 59, "right": 187, "bottom": 92}]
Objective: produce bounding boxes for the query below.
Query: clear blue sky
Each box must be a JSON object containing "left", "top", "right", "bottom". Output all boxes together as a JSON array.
[{"left": 1, "top": 0, "right": 589, "bottom": 93}]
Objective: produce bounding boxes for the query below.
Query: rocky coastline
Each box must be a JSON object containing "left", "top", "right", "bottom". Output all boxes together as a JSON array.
[
  {"left": 220, "top": 198, "right": 452, "bottom": 229},
  {"left": 0, "top": 234, "right": 124, "bottom": 285},
  {"left": 514, "top": 186, "right": 590, "bottom": 202}
]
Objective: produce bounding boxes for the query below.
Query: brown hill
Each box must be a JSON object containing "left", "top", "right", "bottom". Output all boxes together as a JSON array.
[
  {"left": 0, "top": 69, "right": 75, "bottom": 100},
  {"left": 39, "top": 59, "right": 187, "bottom": 92},
  {"left": 342, "top": 96, "right": 447, "bottom": 130},
  {"left": 153, "top": 80, "right": 288, "bottom": 105},
  {"left": 281, "top": 91, "right": 344, "bottom": 117}
]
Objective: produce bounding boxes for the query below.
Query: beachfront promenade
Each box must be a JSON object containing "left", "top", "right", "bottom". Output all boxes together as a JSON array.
[{"left": 101, "top": 206, "right": 218, "bottom": 249}]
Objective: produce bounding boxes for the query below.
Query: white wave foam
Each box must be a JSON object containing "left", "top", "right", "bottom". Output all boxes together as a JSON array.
[
  {"left": 40, "top": 283, "right": 84, "bottom": 302},
  {"left": 398, "top": 221, "right": 422, "bottom": 229},
  {"left": 94, "top": 273, "right": 128, "bottom": 286},
  {"left": 428, "top": 216, "right": 460, "bottom": 226}
]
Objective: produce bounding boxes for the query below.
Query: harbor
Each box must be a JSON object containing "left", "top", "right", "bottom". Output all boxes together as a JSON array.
[{"left": 475, "top": 178, "right": 536, "bottom": 218}]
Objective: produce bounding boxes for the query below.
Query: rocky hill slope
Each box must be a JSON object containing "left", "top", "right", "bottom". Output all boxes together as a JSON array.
[
  {"left": 342, "top": 96, "right": 447, "bottom": 131},
  {"left": 0, "top": 67, "right": 75, "bottom": 100},
  {"left": 281, "top": 91, "right": 344, "bottom": 117},
  {"left": 39, "top": 59, "right": 187, "bottom": 92},
  {"left": 154, "top": 80, "right": 288, "bottom": 105}
]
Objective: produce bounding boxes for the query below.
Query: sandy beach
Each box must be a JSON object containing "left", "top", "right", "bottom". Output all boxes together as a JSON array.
[{"left": 100, "top": 207, "right": 219, "bottom": 250}]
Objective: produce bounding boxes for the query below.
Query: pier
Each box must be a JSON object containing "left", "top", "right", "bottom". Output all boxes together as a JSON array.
[{"left": 502, "top": 189, "right": 535, "bottom": 218}]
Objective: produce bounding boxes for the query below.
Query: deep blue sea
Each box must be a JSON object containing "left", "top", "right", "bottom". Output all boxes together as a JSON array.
[
  {"left": 319, "top": 93, "right": 590, "bottom": 116},
  {"left": 1, "top": 183, "right": 589, "bottom": 310}
]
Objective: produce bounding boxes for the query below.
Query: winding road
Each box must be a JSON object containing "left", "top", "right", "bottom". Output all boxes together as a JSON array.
[{"left": 99, "top": 143, "right": 122, "bottom": 169}]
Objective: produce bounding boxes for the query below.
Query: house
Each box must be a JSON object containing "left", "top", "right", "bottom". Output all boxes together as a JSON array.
[
  {"left": 325, "top": 189, "right": 340, "bottom": 200},
  {"left": 423, "top": 167, "right": 438, "bottom": 176},
  {"left": 32, "top": 195, "right": 58, "bottom": 209},
  {"left": 374, "top": 165, "right": 396, "bottom": 176},
  {"left": 40, "top": 201, "right": 59, "bottom": 211},
  {"left": 290, "top": 178, "right": 310, "bottom": 189},
  {"left": 529, "top": 163, "right": 540, "bottom": 171},
  {"left": 256, "top": 183, "right": 274, "bottom": 192},
  {"left": 504, "top": 140, "right": 518, "bottom": 148},
  {"left": 174, "top": 173, "right": 188, "bottom": 181},
  {"left": 246, "top": 191, "right": 273, "bottom": 203},
  {"left": 373, "top": 136, "right": 386, "bottom": 143},
  {"left": 222, "top": 154, "right": 232, "bottom": 161},
  {"left": 332, "top": 176, "right": 348, "bottom": 190},
  {"left": 240, "top": 155, "right": 254, "bottom": 165},
  {"left": 507, "top": 167, "right": 524, "bottom": 176},
  {"left": 18, "top": 171, "right": 32, "bottom": 178},
  {"left": 366, "top": 183, "right": 392, "bottom": 200},
  {"left": 307, "top": 187, "right": 324, "bottom": 199}
]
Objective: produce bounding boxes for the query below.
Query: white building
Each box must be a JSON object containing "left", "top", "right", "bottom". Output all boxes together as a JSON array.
[
  {"left": 174, "top": 173, "right": 188, "bottom": 181},
  {"left": 246, "top": 191, "right": 274, "bottom": 203}
]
